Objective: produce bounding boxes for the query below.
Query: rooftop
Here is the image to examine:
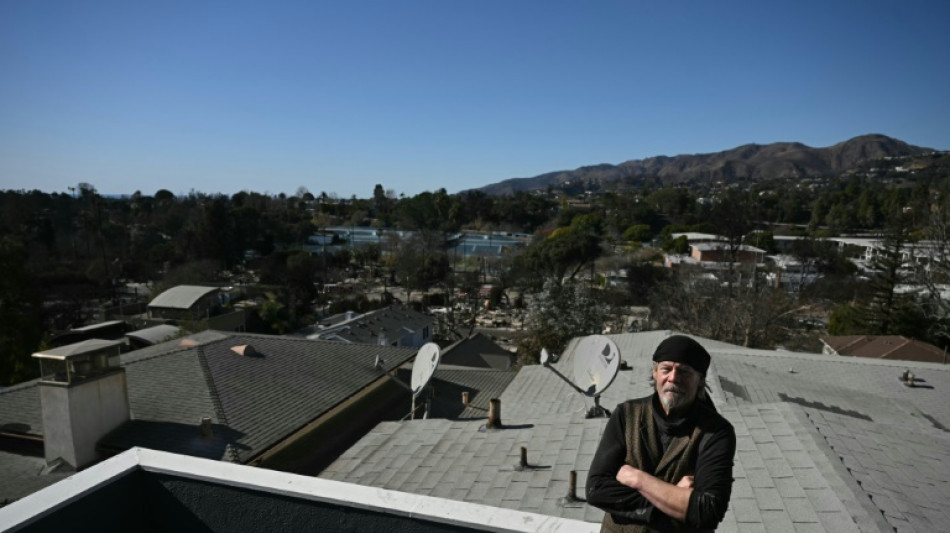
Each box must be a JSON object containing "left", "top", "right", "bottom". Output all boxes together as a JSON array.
[
  {"left": 148, "top": 285, "right": 220, "bottom": 310},
  {"left": 298, "top": 305, "right": 432, "bottom": 346},
  {"left": 322, "top": 330, "right": 950, "bottom": 531},
  {"left": 0, "top": 447, "right": 597, "bottom": 532},
  {"left": 0, "top": 331, "right": 418, "bottom": 501}
]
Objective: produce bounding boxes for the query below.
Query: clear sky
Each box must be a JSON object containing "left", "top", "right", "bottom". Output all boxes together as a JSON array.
[{"left": 1, "top": 1, "right": 948, "bottom": 199}]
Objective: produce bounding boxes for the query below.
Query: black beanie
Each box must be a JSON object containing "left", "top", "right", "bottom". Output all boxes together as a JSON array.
[{"left": 652, "top": 335, "right": 711, "bottom": 374}]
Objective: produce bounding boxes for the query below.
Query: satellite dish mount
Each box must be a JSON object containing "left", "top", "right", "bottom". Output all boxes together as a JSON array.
[
  {"left": 375, "top": 342, "right": 442, "bottom": 419},
  {"left": 540, "top": 335, "right": 621, "bottom": 419}
]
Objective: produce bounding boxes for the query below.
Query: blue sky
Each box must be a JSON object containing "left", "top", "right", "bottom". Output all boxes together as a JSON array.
[{"left": 1, "top": 1, "right": 948, "bottom": 198}]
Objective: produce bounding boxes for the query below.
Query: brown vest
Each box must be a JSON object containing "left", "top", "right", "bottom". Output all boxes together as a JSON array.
[{"left": 600, "top": 397, "right": 704, "bottom": 533}]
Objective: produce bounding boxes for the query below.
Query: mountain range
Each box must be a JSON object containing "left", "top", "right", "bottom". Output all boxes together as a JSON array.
[{"left": 476, "top": 134, "right": 934, "bottom": 195}]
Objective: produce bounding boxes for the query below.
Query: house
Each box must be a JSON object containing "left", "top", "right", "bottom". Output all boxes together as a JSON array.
[
  {"left": 439, "top": 333, "right": 515, "bottom": 371},
  {"left": 821, "top": 335, "right": 948, "bottom": 364},
  {"left": 765, "top": 254, "right": 821, "bottom": 292},
  {"left": 691, "top": 242, "right": 766, "bottom": 264},
  {"left": 320, "top": 330, "right": 950, "bottom": 531},
  {"left": 48, "top": 320, "right": 129, "bottom": 347},
  {"left": 124, "top": 324, "right": 181, "bottom": 349},
  {"left": 147, "top": 285, "right": 222, "bottom": 321},
  {"left": 0, "top": 331, "right": 419, "bottom": 503},
  {"left": 298, "top": 305, "right": 434, "bottom": 347}
]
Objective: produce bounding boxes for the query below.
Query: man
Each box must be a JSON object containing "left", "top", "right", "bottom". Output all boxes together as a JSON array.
[{"left": 586, "top": 335, "right": 736, "bottom": 532}]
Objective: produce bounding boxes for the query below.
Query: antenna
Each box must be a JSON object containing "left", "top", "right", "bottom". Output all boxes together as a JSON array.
[{"left": 540, "top": 335, "right": 620, "bottom": 418}]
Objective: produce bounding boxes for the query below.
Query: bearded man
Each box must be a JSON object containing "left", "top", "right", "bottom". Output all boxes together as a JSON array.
[{"left": 586, "top": 335, "right": 736, "bottom": 532}]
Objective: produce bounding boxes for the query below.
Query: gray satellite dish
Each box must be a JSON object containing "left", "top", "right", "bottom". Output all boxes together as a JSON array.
[
  {"left": 572, "top": 334, "right": 621, "bottom": 396},
  {"left": 411, "top": 342, "right": 441, "bottom": 396}
]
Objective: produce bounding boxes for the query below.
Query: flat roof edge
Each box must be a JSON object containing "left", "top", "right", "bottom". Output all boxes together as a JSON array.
[
  {"left": 0, "top": 448, "right": 141, "bottom": 531},
  {"left": 134, "top": 448, "right": 598, "bottom": 532},
  {"left": 1, "top": 448, "right": 599, "bottom": 532}
]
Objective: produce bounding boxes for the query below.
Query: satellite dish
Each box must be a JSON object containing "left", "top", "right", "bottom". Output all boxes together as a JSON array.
[
  {"left": 410, "top": 342, "right": 441, "bottom": 396},
  {"left": 540, "top": 348, "right": 551, "bottom": 365},
  {"left": 572, "top": 335, "right": 621, "bottom": 396}
]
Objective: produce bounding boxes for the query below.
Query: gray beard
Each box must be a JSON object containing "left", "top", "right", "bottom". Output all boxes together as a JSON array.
[{"left": 660, "top": 386, "right": 694, "bottom": 412}]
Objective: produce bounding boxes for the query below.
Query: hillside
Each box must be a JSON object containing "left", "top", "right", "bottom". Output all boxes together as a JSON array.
[{"left": 476, "top": 134, "right": 934, "bottom": 195}]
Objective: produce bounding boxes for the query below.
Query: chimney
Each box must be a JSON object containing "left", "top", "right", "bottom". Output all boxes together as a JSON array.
[
  {"left": 32, "top": 339, "right": 130, "bottom": 469},
  {"left": 461, "top": 391, "right": 470, "bottom": 406}
]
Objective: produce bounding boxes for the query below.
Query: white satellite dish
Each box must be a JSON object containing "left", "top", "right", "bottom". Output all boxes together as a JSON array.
[
  {"left": 572, "top": 335, "right": 621, "bottom": 396},
  {"left": 540, "top": 348, "right": 551, "bottom": 365},
  {"left": 410, "top": 342, "right": 441, "bottom": 396}
]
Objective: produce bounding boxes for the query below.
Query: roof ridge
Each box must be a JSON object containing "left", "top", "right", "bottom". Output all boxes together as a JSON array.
[
  {"left": 194, "top": 345, "right": 240, "bottom": 462},
  {"left": 716, "top": 346, "right": 950, "bottom": 371},
  {"left": 0, "top": 379, "right": 39, "bottom": 394},
  {"left": 122, "top": 342, "right": 197, "bottom": 366},
  {"left": 838, "top": 335, "right": 869, "bottom": 353},
  {"left": 878, "top": 337, "right": 913, "bottom": 359}
]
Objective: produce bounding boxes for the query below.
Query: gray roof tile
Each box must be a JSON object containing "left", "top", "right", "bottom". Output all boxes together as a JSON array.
[
  {"left": 3, "top": 332, "right": 419, "bottom": 476},
  {"left": 0, "top": 450, "right": 71, "bottom": 503},
  {"left": 319, "top": 330, "right": 950, "bottom": 531}
]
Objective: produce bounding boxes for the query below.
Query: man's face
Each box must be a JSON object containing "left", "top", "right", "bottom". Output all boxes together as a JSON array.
[{"left": 653, "top": 361, "right": 701, "bottom": 414}]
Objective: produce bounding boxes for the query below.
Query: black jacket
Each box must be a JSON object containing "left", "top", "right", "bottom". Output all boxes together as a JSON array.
[{"left": 586, "top": 394, "right": 736, "bottom": 532}]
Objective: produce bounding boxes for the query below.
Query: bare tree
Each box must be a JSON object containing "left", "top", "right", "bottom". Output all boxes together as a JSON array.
[
  {"left": 919, "top": 204, "right": 950, "bottom": 346},
  {"left": 649, "top": 265, "right": 808, "bottom": 348}
]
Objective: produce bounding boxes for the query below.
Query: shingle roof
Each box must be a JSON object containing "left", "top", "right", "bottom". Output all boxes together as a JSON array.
[
  {"left": 321, "top": 330, "right": 950, "bottom": 532},
  {"left": 0, "top": 381, "right": 42, "bottom": 437},
  {"left": 440, "top": 333, "right": 515, "bottom": 370},
  {"left": 425, "top": 367, "right": 518, "bottom": 420},
  {"left": 1, "top": 332, "right": 418, "bottom": 467},
  {"left": 0, "top": 450, "right": 71, "bottom": 504},
  {"left": 821, "top": 334, "right": 949, "bottom": 364},
  {"left": 104, "top": 333, "right": 418, "bottom": 462},
  {"left": 304, "top": 305, "right": 432, "bottom": 345},
  {"left": 126, "top": 324, "right": 181, "bottom": 345}
]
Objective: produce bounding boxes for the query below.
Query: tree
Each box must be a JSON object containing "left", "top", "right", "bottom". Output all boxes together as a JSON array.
[
  {"left": 916, "top": 199, "right": 950, "bottom": 347},
  {"left": 649, "top": 266, "right": 807, "bottom": 348},
  {"left": 518, "top": 279, "right": 607, "bottom": 365},
  {"left": 622, "top": 224, "right": 653, "bottom": 243},
  {"left": 0, "top": 238, "right": 43, "bottom": 385},
  {"left": 515, "top": 222, "right": 603, "bottom": 290},
  {"left": 392, "top": 231, "right": 449, "bottom": 305}
]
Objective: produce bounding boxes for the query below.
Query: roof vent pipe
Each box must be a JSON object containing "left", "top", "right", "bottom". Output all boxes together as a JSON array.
[
  {"left": 231, "top": 344, "right": 257, "bottom": 357},
  {"left": 200, "top": 416, "right": 213, "bottom": 439},
  {"left": 904, "top": 371, "right": 916, "bottom": 387},
  {"left": 567, "top": 470, "right": 580, "bottom": 501},
  {"left": 559, "top": 470, "right": 585, "bottom": 506},
  {"left": 487, "top": 398, "right": 503, "bottom": 429},
  {"left": 462, "top": 391, "right": 470, "bottom": 406}
]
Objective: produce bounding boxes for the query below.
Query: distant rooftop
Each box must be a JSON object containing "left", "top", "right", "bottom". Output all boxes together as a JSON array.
[{"left": 148, "top": 285, "right": 220, "bottom": 309}]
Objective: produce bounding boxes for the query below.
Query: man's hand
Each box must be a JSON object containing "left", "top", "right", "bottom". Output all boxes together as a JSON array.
[
  {"left": 614, "top": 465, "right": 694, "bottom": 522},
  {"left": 676, "top": 476, "right": 694, "bottom": 489},
  {"left": 616, "top": 465, "right": 642, "bottom": 489}
]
